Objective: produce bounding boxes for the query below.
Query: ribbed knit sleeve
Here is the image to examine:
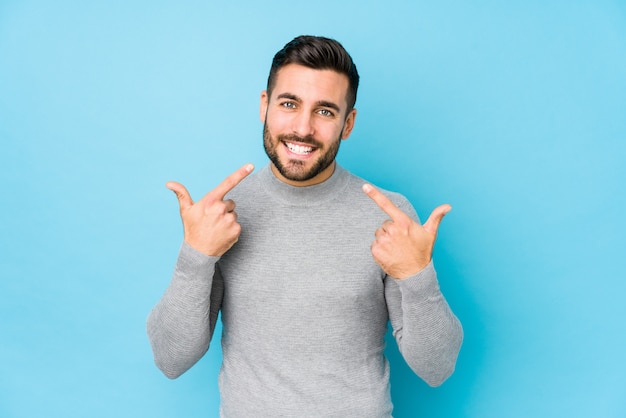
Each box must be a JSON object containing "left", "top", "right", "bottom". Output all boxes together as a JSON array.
[
  {"left": 146, "top": 242, "right": 223, "bottom": 379},
  {"left": 382, "top": 196, "right": 463, "bottom": 386},
  {"left": 385, "top": 260, "right": 463, "bottom": 386}
]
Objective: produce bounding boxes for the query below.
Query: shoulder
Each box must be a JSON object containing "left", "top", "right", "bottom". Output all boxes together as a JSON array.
[
  {"left": 224, "top": 167, "right": 262, "bottom": 201},
  {"left": 340, "top": 168, "right": 419, "bottom": 222}
]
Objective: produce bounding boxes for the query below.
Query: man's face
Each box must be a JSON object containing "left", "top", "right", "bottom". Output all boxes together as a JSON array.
[{"left": 260, "top": 64, "right": 356, "bottom": 186}]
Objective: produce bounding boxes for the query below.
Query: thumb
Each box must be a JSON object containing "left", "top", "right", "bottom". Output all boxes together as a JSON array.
[
  {"left": 166, "top": 181, "right": 193, "bottom": 211},
  {"left": 423, "top": 204, "right": 452, "bottom": 236}
]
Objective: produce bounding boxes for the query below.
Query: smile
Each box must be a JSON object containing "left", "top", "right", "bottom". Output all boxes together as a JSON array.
[{"left": 284, "top": 141, "right": 315, "bottom": 155}]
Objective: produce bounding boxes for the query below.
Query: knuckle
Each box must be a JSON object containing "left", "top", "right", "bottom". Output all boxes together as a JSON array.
[
  {"left": 213, "top": 201, "right": 230, "bottom": 215},
  {"left": 395, "top": 218, "right": 410, "bottom": 229},
  {"left": 223, "top": 212, "right": 238, "bottom": 225}
]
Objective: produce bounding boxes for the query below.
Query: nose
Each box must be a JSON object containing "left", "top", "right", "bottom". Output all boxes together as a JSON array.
[{"left": 291, "top": 110, "right": 315, "bottom": 138}]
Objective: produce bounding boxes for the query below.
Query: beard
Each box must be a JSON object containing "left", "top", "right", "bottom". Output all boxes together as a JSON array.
[{"left": 263, "top": 122, "right": 342, "bottom": 183}]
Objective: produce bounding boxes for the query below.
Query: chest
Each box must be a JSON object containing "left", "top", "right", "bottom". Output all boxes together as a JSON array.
[{"left": 218, "top": 204, "right": 387, "bottom": 319}]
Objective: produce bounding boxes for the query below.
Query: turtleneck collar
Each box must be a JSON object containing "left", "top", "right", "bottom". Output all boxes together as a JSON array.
[{"left": 258, "top": 163, "right": 350, "bottom": 206}]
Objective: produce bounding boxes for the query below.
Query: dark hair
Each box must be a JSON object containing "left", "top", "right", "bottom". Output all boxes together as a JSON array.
[{"left": 267, "top": 35, "right": 360, "bottom": 110}]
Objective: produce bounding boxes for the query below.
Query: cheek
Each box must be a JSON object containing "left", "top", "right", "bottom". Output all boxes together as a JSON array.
[
  {"left": 320, "top": 124, "right": 345, "bottom": 142},
  {"left": 265, "top": 112, "right": 290, "bottom": 134}
]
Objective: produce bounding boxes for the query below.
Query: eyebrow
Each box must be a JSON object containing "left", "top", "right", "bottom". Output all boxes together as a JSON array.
[{"left": 276, "top": 93, "right": 341, "bottom": 113}]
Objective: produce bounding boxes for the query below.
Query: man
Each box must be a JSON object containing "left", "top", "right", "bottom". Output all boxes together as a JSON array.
[{"left": 147, "top": 35, "right": 462, "bottom": 417}]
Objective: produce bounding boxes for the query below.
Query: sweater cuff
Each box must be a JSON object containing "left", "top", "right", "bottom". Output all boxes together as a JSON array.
[
  {"left": 396, "top": 260, "right": 441, "bottom": 297},
  {"left": 174, "top": 241, "right": 220, "bottom": 281}
]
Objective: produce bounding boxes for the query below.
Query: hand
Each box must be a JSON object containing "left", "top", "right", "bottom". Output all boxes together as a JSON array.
[
  {"left": 166, "top": 164, "right": 254, "bottom": 257},
  {"left": 362, "top": 184, "right": 451, "bottom": 279}
]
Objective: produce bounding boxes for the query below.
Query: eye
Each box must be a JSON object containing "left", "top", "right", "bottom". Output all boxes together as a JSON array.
[
  {"left": 281, "top": 101, "right": 296, "bottom": 109},
  {"left": 317, "top": 109, "right": 334, "bottom": 117}
]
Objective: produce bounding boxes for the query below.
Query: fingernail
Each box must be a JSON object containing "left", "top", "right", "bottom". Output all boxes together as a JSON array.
[
  {"left": 362, "top": 184, "right": 372, "bottom": 193},
  {"left": 245, "top": 164, "right": 254, "bottom": 172}
]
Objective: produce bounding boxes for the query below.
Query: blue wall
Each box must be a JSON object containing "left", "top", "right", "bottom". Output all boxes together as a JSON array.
[{"left": 1, "top": 1, "right": 625, "bottom": 417}]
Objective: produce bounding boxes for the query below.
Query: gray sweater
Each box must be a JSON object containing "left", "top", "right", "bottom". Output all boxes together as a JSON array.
[{"left": 147, "top": 164, "right": 463, "bottom": 417}]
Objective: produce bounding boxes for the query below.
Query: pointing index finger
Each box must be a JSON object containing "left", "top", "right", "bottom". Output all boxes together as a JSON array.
[
  {"left": 362, "top": 183, "right": 407, "bottom": 222},
  {"left": 209, "top": 163, "right": 254, "bottom": 201}
]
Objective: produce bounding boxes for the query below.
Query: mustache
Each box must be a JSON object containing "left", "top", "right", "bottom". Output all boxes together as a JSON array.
[{"left": 276, "top": 133, "right": 323, "bottom": 148}]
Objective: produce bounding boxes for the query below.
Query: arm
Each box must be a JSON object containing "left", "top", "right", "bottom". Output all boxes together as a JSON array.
[
  {"left": 362, "top": 183, "right": 463, "bottom": 385},
  {"left": 384, "top": 263, "right": 463, "bottom": 386},
  {"left": 146, "top": 164, "right": 253, "bottom": 378},
  {"left": 146, "top": 242, "right": 223, "bottom": 378}
]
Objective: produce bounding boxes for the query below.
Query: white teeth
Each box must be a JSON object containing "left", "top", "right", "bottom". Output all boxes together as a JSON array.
[{"left": 286, "top": 142, "right": 313, "bottom": 155}]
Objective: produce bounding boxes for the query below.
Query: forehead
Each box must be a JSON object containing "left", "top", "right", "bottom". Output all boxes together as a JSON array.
[{"left": 271, "top": 64, "right": 350, "bottom": 109}]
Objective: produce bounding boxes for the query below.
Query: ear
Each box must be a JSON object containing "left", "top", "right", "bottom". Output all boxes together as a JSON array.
[
  {"left": 341, "top": 108, "right": 357, "bottom": 140},
  {"left": 260, "top": 90, "right": 269, "bottom": 122}
]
